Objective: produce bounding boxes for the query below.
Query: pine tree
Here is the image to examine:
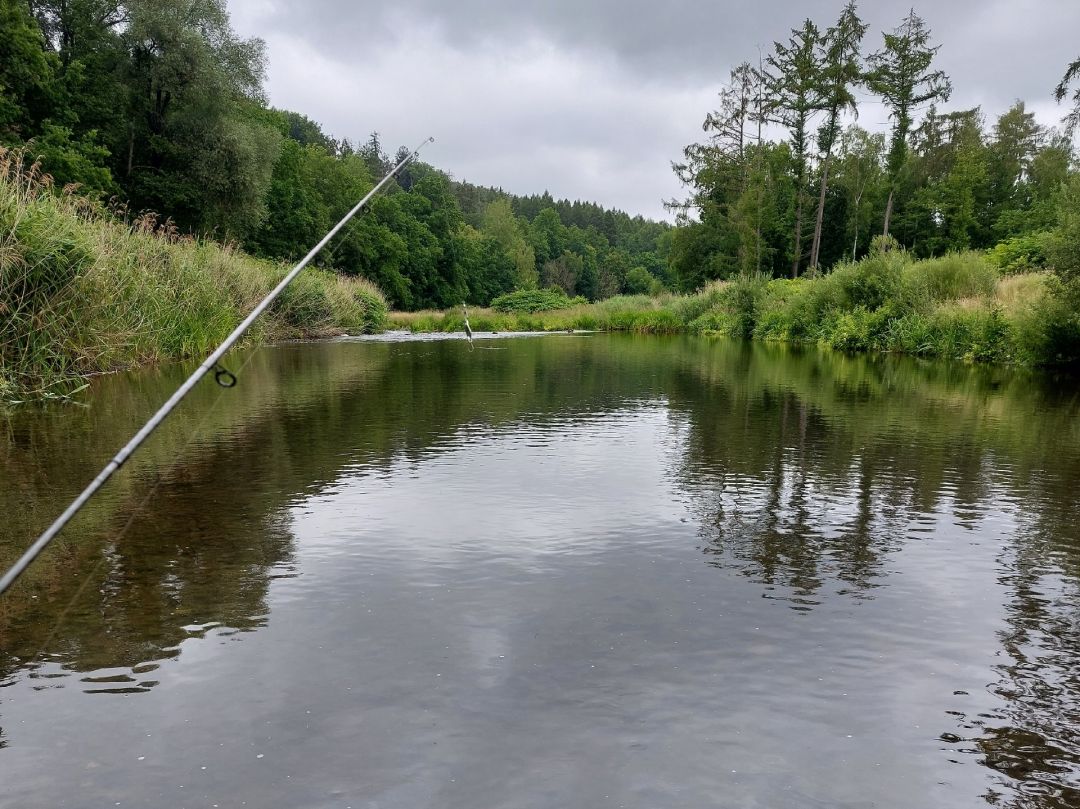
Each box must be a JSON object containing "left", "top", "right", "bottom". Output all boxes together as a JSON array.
[
  {"left": 809, "top": 2, "right": 867, "bottom": 272},
  {"left": 865, "top": 9, "right": 951, "bottom": 240},
  {"left": 765, "top": 19, "right": 825, "bottom": 277},
  {"left": 1055, "top": 57, "right": 1080, "bottom": 134}
]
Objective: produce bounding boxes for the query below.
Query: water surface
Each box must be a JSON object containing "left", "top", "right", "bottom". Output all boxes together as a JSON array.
[{"left": 2, "top": 334, "right": 1079, "bottom": 808}]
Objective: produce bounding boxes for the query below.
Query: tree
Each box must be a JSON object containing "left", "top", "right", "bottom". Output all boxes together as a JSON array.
[
  {"left": 809, "top": 1, "right": 867, "bottom": 272},
  {"left": 0, "top": 0, "right": 55, "bottom": 140},
  {"left": 527, "top": 207, "right": 567, "bottom": 268},
  {"left": 834, "top": 126, "right": 886, "bottom": 260},
  {"left": 765, "top": 19, "right": 825, "bottom": 277},
  {"left": 1055, "top": 57, "right": 1080, "bottom": 134},
  {"left": 598, "top": 248, "right": 632, "bottom": 298},
  {"left": 29, "top": 0, "right": 126, "bottom": 66},
  {"left": 455, "top": 225, "right": 516, "bottom": 305},
  {"left": 541, "top": 251, "right": 583, "bottom": 295},
  {"left": 247, "top": 138, "right": 324, "bottom": 260},
  {"left": 902, "top": 109, "right": 990, "bottom": 254},
  {"left": 865, "top": 9, "right": 951, "bottom": 239},
  {"left": 987, "top": 102, "right": 1042, "bottom": 236},
  {"left": 481, "top": 198, "right": 537, "bottom": 289},
  {"left": 674, "top": 63, "right": 762, "bottom": 214},
  {"left": 120, "top": 0, "right": 280, "bottom": 236},
  {"left": 672, "top": 62, "right": 774, "bottom": 284}
]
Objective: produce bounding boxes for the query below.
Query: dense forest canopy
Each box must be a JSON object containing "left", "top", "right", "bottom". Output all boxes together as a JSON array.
[{"left": 1, "top": 0, "right": 1079, "bottom": 307}]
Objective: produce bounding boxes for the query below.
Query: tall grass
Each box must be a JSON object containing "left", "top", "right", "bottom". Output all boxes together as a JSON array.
[{"left": 0, "top": 148, "right": 388, "bottom": 399}]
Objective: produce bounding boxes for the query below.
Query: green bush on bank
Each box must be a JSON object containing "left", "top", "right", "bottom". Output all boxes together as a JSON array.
[
  {"left": 988, "top": 233, "right": 1052, "bottom": 275},
  {"left": 490, "top": 287, "right": 587, "bottom": 313}
]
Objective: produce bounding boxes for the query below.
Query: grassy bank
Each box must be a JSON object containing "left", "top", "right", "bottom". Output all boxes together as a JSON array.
[
  {"left": 391, "top": 251, "right": 1080, "bottom": 366},
  {"left": 0, "top": 151, "right": 388, "bottom": 400}
]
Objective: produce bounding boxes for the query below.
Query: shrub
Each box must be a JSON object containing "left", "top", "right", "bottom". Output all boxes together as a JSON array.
[
  {"left": 625, "top": 266, "right": 666, "bottom": 296},
  {"left": 1011, "top": 275, "right": 1080, "bottom": 365},
  {"left": 670, "top": 280, "right": 728, "bottom": 324},
  {"left": 490, "top": 287, "right": 586, "bottom": 313},
  {"left": 988, "top": 233, "right": 1052, "bottom": 275},
  {"left": 826, "top": 251, "right": 906, "bottom": 311}
]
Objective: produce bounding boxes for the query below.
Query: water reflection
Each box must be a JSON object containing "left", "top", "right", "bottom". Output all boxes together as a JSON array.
[{"left": 0, "top": 334, "right": 1079, "bottom": 808}]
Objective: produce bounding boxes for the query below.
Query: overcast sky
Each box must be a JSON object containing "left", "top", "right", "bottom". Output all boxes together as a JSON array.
[{"left": 228, "top": 0, "right": 1080, "bottom": 221}]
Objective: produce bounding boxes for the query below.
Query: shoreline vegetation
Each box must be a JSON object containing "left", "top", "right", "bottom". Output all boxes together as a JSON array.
[
  {"left": 4, "top": 1, "right": 1080, "bottom": 399},
  {"left": 3, "top": 153, "right": 1079, "bottom": 402},
  {"left": 390, "top": 254, "right": 1076, "bottom": 367}
]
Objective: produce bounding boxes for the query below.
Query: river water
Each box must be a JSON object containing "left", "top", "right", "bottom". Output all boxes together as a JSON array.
[{"left": 1, "top": 333, "right": 1079, "bottom": 808}]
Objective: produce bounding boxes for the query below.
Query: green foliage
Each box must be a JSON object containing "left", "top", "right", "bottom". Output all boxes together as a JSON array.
[
  {"left": 865, "top": 10, "right": 952, "bottom": 183},
  {"left": 490, "top": 287, "right": 586, "bottom": 314},
  {"left": 988, "top": 234, "right": 1051, "bottom": 275},
  {"left": 1047, "top": 174, "right": 1080, "bottom": 284},
  {"left": 27, "top": 123, "right": 114, "bottom": 194},
  {"left": 0, "top": 0, "right": 54, "bottom": 139},
  {"left": 1055, "top": 56, "right": 1080, "bottom": 134},
  {"left": 625, "top": 265, "right": 665, "bottom": 296},
  {"left": 395, "top": 244, "right": 1079, "bottom": 369}
]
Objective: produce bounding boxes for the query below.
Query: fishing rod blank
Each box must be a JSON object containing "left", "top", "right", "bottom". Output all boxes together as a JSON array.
[{"left": 0, "top": 137, "right": 435, "bottom": 596}]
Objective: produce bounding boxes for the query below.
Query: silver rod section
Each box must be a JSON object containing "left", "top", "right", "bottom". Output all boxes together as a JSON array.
[{"left": 0, "top": 137, "right": 434, "bottom": 596}]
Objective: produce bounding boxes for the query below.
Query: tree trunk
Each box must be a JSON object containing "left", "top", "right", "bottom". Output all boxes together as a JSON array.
[
  {"left": 809, "top": 153, "right": 832, "bottom": 272},
  {"left": 791, "top": 190, "right": 804, "bottom": 279},
  {"left": 882, "top": 187, "right": 895, "bottom": 239},
  {"left": 126, "top": 122, "right": 135, "bottom": 177}
]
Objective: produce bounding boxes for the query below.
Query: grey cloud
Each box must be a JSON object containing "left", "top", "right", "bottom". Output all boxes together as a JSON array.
[
  {"left": 246, "top": 0, "right": 1080, "bottom": 100},
  {"left": 231, "top": 0, "right": 1080, "bottom": 220}
]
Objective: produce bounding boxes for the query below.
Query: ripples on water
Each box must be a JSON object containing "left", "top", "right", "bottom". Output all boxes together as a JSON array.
[{"left": 1, "top": 334, "right": 1079, "bottom": 808}]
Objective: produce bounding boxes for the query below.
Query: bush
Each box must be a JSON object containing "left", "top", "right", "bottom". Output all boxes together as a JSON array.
[
  {"left": 669, "top": 280, "right": 728, "bottom": 324},
  {"left": 988, "top": 233, "right": 1052, "bottom": 275},
  {"left": 490, "top": 287, "right": 586, "bottom": 313},
  {"left": 625, "top": 266, "right": 666, "bottom": 296},
  {"left": 1011, "top": 275, "right": 1080, "bottom": 365},
  {"left": 826, "top": 251, "right": 906, "bottom": 311}
]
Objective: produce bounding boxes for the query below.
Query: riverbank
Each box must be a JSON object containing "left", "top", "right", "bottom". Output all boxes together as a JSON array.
[
  {"left": 391, "top": 251, "right": 1080, "bottom": 367},
  {"left": 5, "top": 155, "right": 1079, "bottom": 404},
  {"left": 0, "top": 156, "right": 388, "bottom": 401}
]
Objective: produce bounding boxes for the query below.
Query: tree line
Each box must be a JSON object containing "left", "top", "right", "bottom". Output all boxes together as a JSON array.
[
  {"left": 4, "top": 0, "right": 1080, "bottom": 307},
  {"left": 0, "top": 0, "right": 671, "bottom": 310},
  {"left": 671, "top": 2, "right": 1080, "bottom": 291}
]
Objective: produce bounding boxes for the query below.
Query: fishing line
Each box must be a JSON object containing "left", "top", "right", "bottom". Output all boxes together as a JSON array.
[{"left": 0, "top": 137, "right": 434, "bottom": 597}]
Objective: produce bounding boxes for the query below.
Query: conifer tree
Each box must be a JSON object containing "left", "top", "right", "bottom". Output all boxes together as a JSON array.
[
  {"left": 809, "top": 2, "right": 867, "bottom": 272},
  {"left": 866, "top": 9, "right": 951, "bottom": 240},
  {"left": 766, "top": 20, "right": 825, "bottom": 277}
]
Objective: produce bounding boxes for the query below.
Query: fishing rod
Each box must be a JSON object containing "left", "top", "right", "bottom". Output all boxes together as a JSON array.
[{"left": 0, "top": 136, "right": 435, "bottom": 596}]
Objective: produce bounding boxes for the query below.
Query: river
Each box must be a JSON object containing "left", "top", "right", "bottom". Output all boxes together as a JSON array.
[{"left": 1, "top": 333, "right": 1079, "bottom": 808}]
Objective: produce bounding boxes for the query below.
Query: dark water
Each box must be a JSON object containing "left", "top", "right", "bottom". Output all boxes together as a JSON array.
[{"left": 2, "top": 333, "right": 1080, "bottom": 809}]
